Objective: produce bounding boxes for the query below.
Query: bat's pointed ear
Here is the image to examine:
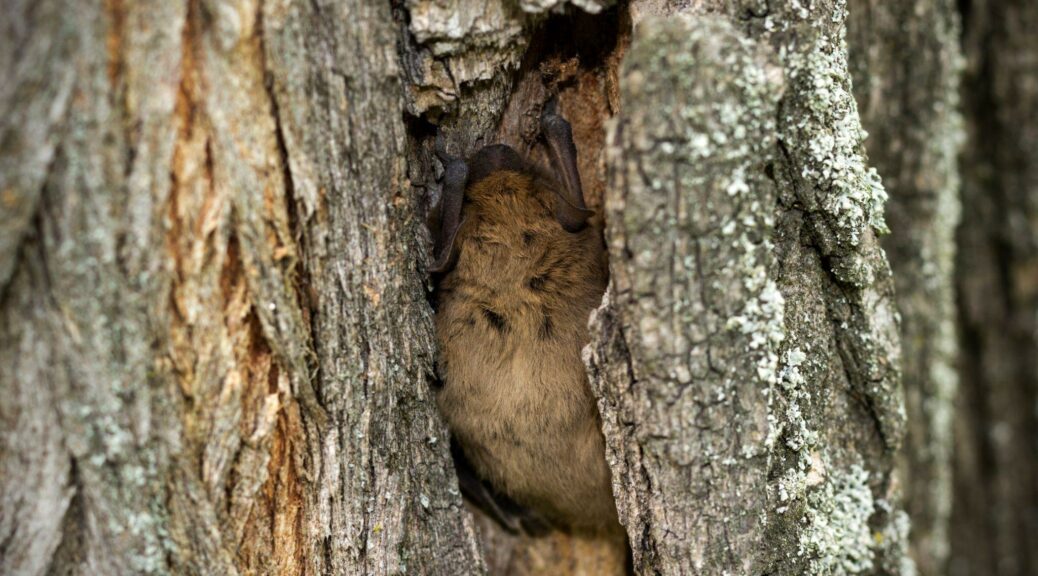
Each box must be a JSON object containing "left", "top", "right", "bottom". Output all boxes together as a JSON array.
[
  {"left": 430, "top": 135, "right": 468, "bottom": 274},
  {"left": 541, "top": 98, "right": 592, "bottom": 232}
]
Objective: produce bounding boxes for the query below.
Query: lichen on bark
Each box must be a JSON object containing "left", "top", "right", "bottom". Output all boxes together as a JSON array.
[
  {"left": 0, "top": 0, "right": 958, "bottom": 574},
  {"left": 586, "top": 13, "right": 784, "bottom": 574},
  {"left": 587, "top": 2, "right": 913, "bottom": 574},
  {"left": 1, "top": 1, "right": 485, "bottom": 575}
]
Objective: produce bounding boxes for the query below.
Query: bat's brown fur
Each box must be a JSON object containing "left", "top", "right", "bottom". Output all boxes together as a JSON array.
[{"left": 434, "top": 169, "right": 619, "bottom": 532}]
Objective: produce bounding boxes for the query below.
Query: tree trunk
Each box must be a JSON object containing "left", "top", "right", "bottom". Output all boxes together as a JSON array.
[
  {"left": 0, "top": 0, "right": 987, "bottom": 575},
  {"left": 1, "top": 1, "right": 483, "bottom": 574},
  {"left": 951, "top": 0, "right": 1038, "bottom": 574},
  {"left": 586, "top": 1, "right": 912, "bottom": 573},
  {"left": 846, "top": 1, "right": 964, "bottom": 573}
]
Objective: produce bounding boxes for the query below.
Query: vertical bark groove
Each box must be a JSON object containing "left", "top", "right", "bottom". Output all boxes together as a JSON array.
[{"left": 846, "top": 1, "right": 965, "bottom": 572}]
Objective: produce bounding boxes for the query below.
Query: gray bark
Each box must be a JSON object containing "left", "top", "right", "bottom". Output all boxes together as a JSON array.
[
  {"left": 0, "top": 0, "right": 483, "bottom": 574},
  {"left": 951, "top": 0, "right": 1038, "bottom": 574},
  {"left": 846, "top": 1, "right": 964, "bottom": 574},
  {"left": 587, "top": 1, "right": 912, "bottom": 574},
  {"left": 586, "top": 15, "right": 784, "bottom": 573},
  {"left": 1, "top": 0, "right": 975, "bottom": 574}
]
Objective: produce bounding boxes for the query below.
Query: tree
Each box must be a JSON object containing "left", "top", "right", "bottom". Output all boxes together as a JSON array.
[
  {"left": 951, "top": 0, "right": 1038, "bottom": 574},
  {"left": 847, "top": 1, "right": 964, "bottom": 573},
  {"left": 1, "top": 0, "right": 481, "bottom": 573},
  {"left": 0, "top": 0, "right": 1027, "bottom": 575}
]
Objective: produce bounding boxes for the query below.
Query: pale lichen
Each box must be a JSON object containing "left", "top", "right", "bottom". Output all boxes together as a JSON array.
[
  {"left": 799, "top": 463, "right": 876, "bottom": 575},
  {"left": 776, "top": 0, "right": 891, "bottom": 287},
  {"left": 590, "top": 14, "right": 794, "bottom": 571},
  {"left": 748, "top": 2, "right": 911, "bottom": 573}
]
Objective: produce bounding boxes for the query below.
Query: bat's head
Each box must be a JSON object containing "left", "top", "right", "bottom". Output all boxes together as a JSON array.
[{"left": 430, "top": 144, "right": 592, "bottom": 275}]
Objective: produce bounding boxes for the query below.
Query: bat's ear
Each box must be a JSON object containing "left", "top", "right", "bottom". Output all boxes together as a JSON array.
[
  {"left": 541, "top": 99, "right": 593, "bottom": 232},
  {"left": 429, "top": 137, "right": 468, "bottom": 274}
]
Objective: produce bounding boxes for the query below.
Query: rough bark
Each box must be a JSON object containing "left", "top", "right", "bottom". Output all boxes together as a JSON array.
[
  {"left": 587, "top": 15, "right": 784, "bottom": 573},
  {"left": 586, "top": 1, "right": 912, "bottom": 574},
  {"left": 1, "top": 0, "right": 972, "bottom": 574},
  {"left": 846, "top": 1, "right": 964, "bottom": 573},
  {"left": 951, "top": 0, "right": 1038, "bottom": 574},
  {"left": 0, "top": 0, "right": 483, "bottom": 574}
]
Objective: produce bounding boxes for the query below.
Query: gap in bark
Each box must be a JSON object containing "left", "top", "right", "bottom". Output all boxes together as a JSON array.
[
  {"left": 405, "top": 3, "right": 635, "bottom": 574},
  {"left": 956, "top": 0, "right": 972, "bottom": 38},
  {"left": 495, "top": 1, "right": 631, "bottom": 214}
]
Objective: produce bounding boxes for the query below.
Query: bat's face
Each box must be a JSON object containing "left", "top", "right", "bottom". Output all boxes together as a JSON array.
[{"left": 454, "top": 170, "right": 561, "bottom": 253}]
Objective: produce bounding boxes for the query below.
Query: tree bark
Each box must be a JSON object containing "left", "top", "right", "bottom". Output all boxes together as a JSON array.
[
  {"left": 846, "top": 1, "right": 964, "bottom": 574},
  {"left": 586, "top": 1, "right": 912, "bottom": 573},
  {"left": 587, "top": 14, "right": 785, "bottom": 574},
  {"left": 1, "top": 1, "right": 483, "bottom": 574},
  {"left": 0, "top": 0, "right": 982, "bottom": 574},
  {"left": 951, "top": 0, "right": 1038, "bottom": 574}
]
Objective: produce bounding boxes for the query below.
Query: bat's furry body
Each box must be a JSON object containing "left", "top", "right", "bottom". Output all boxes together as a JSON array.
[
  {"left": 434, "top": 170, "right": 616, "bottom": 531},
  {"left": 430, "top": 105, "right": 620, "bottom": 534}
]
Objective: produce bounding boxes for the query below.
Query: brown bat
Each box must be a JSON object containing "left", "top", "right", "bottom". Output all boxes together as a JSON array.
[{"left": 429, "top": 101, "right": 620, "bottom": 535}]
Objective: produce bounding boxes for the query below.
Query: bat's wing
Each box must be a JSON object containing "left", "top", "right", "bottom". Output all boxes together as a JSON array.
[{"left": 451, "top": 439, "right": 551, "bottom": 537}]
